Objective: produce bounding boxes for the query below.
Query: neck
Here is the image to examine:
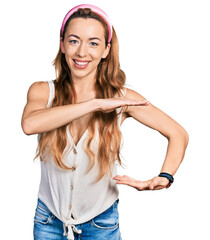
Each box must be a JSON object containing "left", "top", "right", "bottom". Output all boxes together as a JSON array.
[{"left": 72, "top": 70, "right": 97, "bottom": 95}]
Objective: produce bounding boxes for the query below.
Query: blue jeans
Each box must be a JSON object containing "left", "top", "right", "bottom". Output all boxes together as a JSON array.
[{"left": 33, "top": 198, "right": 122, "bottom": 240}]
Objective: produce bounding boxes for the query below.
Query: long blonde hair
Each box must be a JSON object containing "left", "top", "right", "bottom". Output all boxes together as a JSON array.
[{"left": 34, "top": 8, "right": 127, "bottom": 182}]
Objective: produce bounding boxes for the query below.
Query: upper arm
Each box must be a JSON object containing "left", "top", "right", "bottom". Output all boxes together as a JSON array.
[
  {"left": 21, "top": 81, "right": 49, "bottom": 123},
  {"left": 124, "top": 88, "right": 187, "bottom": 139}
]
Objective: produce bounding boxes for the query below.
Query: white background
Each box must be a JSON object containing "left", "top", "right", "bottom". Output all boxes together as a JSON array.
[{"left": 1, "top": 0, "right": 209, "bottom": 239}]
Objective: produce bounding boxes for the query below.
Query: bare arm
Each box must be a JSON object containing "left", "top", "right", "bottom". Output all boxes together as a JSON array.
[
  {"left": 21, "top": 82, "right": 149, "bottom": 135},
  {"left": 21, "top": 81, "right": 99, "bottom": 135},
  {"left": 113, "top": 88, "right": 189, "bottom": 190},
  {"left": 124, "top": 88, "right": 189, "bottom": 176}
]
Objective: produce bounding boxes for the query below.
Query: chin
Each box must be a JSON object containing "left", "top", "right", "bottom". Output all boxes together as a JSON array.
[
  {"left": 71, "top": 70, "right": 91, "bottom": 79},
  {"left": 70, "top": 66, "right": 97, "bottom": 80}
]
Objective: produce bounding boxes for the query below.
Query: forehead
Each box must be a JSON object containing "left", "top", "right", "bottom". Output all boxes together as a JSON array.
[{"left": 65, "top": 18, "right": 105, "bottom": 38}]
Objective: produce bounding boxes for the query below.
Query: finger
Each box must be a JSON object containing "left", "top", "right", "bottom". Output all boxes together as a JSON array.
[
  {"left": 153, "top": 185, "right": 165, "bottom": 190},
  {"left": 115, "top": 180, "right": 134, "bottom": 187},
  {"left": 140, "top": 180, "right": 152, "bottom": 190},
  {"left": 125, "top": 99, "right": 150, "bottom": 106},
  {"left": 122, "top": 175, "right": 136, "bottom": 181},
  {"left": 114, "top": 176, "right": 154, "bottom": 191},
  {"left": 120, "top": 175, "right": 139, "bottom": 186},
  {"left": 149, "top": 177, "right": 169, "bottom": 190},
  {"left": 114, "top": 177, "right": 139, "bottom": 186},
  {"left": 113, "top": 175, "right": 131, "bottom": 181},
  {"left": 156, "top": 177, "right": 170, "bottom": 187},
  {"left": 114, "top": 178, "right": 134, "bottom": 185},
  {"left": 118, "top": 99, "right": 149, "bottom": 107},
  {"left": 113, "top": 175, "right": 122, "bottom": 180},
  {"left": 117, "top": 179, "right": 145, "bottom": 190}
]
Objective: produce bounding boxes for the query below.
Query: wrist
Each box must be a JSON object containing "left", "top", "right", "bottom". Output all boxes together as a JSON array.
[
  {"left": 91, "top": 98, "right": 101, "bottom": 112},
  {"left": 158, "top": 172, "right": 174, "bottom": 188}
]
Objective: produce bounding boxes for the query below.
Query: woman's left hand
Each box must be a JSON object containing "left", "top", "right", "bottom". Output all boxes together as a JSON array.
[{"left": 113, "top": 175, "right": 170, "bottom": 191}]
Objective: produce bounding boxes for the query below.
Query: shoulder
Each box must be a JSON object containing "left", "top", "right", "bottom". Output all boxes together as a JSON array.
[
  {"left": 27, "top": 81, "right": 50, "bottom": 102},
  {"left": 121, "top": 87, "right": 148, "bottom": 115},
  {"left": 124, "top": 88, "right": 147, "bottom": 101},
  {"left": 28, "top": 81, "right": 49, "bottom": 92}
]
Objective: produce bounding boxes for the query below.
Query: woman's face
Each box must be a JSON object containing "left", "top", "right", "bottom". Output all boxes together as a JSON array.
[{"left": 60, "top": 18, "right": 111, "bottom": 81}]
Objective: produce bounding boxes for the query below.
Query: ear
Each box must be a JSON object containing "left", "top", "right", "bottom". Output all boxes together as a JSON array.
[
  {"left": 102, "top": 43, "right": 111, "bottom": 59},
  {"left": 60, "top": 37, "right": 65, "bottom": 54}
]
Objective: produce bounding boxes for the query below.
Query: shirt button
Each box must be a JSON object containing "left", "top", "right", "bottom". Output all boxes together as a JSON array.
[
  {"left": 70, "top": 185, "right": 74, "bottom": 190},
  {"left": 73, "top": 148, "right": 77, "bottom": 154}
]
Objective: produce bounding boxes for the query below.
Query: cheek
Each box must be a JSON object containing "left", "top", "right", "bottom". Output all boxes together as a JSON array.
[
  {"left": 63, "top": 48, "right": 76, "bottom": 65},
  {"left": 64, "top": 47, "right": 75, "bottom": 57},
  {"left": 91, "top": 48, "right": 106, "bottom": 61}
]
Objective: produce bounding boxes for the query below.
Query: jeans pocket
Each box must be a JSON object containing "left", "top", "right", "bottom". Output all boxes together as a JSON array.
[
  {"left": 91, "top": 200, "right": 119, "bottom": 230},
  {"left": 34, "top": 199, "right": 54, "bottom": 225}
]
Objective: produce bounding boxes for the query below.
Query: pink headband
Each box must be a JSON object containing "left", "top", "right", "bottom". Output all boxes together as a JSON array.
[{"left": 60, "top": 4, "right": 112, "bottom": 43}]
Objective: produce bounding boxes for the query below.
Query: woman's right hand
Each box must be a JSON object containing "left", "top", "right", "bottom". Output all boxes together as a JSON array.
[{"left": 96, "top": 97, "right": 150, "bottom": 113}]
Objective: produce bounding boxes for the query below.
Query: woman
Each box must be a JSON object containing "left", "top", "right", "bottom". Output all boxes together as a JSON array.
[{"left": 21, "top": 4, "right": 189, "bottom": 240}]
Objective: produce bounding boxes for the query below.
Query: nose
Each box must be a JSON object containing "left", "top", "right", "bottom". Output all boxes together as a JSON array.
[{"left": 76, "top": 42, "right": 87, "bottom": 58}]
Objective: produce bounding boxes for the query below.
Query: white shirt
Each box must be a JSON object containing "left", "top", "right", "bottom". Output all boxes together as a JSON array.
[{"left": 37, "top": 80, "right": 126, "bottom": 240}]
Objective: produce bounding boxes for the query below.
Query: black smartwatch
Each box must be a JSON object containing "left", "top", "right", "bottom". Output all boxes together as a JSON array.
[{"left": 158, "top": 172, "right": 174, "bottom": 188}]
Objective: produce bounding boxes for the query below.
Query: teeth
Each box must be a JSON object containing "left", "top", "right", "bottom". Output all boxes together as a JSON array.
[{"left": 74, "top": 60, "right": 89, "bottom": 66}]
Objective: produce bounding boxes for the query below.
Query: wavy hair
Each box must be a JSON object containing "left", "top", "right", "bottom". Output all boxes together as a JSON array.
[{"left": 34, "top": 8, "right": 127, "bottom": 182}]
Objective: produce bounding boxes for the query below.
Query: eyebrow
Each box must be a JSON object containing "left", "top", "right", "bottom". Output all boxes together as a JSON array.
[{"left": 67, "top": 34, "right": 101, "bottom": 41}]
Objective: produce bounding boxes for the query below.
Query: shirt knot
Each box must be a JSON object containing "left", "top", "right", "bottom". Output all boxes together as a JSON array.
[{"left": 63, "top": 220, "right": 82, "bottom": 240}]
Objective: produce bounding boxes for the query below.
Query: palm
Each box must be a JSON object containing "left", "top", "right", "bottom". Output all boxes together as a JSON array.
[
  {"left": 113, "top": 175, "right": 170, "bottom": 191},
  {"left": 99, "top": 98, "right": 149, "bottom": 113}
]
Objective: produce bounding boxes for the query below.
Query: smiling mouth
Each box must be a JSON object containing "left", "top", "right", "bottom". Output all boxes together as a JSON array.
[{"left": 73, "top": 59, "right": 90, "bottom": 66}]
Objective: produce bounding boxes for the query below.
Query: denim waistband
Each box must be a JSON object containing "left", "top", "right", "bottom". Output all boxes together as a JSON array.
[
  {"left": 37, "top": 198, "right": 119, "bottom": 240},
  {"left": 37, "top": 198, "right": 51, "bottom": 212}
]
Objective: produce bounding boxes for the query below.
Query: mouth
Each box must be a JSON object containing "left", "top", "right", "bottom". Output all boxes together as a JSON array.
[{"left": 73, "top": 59, "right": 90, "bottom": 69}]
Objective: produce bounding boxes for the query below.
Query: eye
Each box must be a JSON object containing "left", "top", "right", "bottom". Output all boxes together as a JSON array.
[
  {"left": 90, "top": 42, "right": 98, "bottom": 46},
  {"left": 69, "top": 40, "right": 78, "bottom": 45}
]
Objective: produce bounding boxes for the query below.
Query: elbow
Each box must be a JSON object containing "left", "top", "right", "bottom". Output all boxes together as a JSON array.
[
  {"left": 181, "top": 127, "right": 189, "bottom": 148},
  {"left": 21, "top": 118, "right": 35, "bottom": 135},
  {"left": 169, "top": 127, "right": 189, "bottom": 147},
  {"left": 184, "top": 130, "right": 189, "bottom": 147}
]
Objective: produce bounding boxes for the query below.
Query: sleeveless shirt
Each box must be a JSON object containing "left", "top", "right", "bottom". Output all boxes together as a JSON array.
[{"left": 37, "top": 80, "right": 127, "bottom": 240}]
